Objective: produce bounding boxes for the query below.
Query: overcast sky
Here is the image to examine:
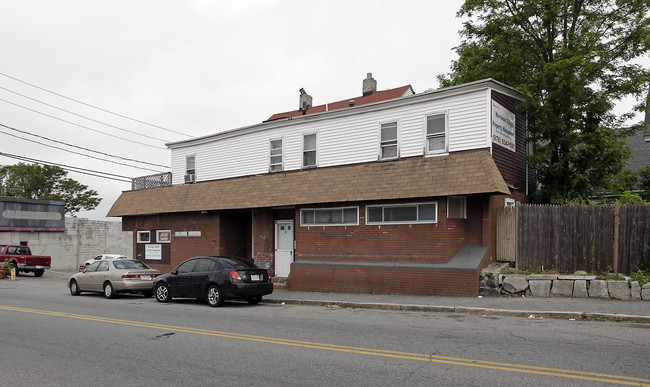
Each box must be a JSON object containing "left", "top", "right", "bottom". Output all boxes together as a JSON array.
[{"left": 1, "top": 1, "right": 647, "bottom": 221}]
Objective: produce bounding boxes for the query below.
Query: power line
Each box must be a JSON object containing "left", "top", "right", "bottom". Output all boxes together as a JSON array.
[
  {"left": 0, "top": 97, "right": 166, "bottom": 149},
  {"left": 0, "top": 123, "right": 169, "bottom": 168},
  {"left": 0, "top": 152, "right": 132, "bottom": 183},
  {"left": 0, "top": 85, "right": 170, "bottom": 142},
  {"left": 0, "top": 71, "right": 192, "bottom": 138},
  {"left": 0, "top": 128, "right": 166, "bottom": 173}
]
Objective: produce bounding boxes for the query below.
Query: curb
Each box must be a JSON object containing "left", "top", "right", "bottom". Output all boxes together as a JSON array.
[{"left": 263, "top": 298, "right": 650, "bottom": 323}]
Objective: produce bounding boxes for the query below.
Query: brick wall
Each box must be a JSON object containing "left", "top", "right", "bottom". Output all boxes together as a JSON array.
[
  {"left": 289, "top": 264, "right": 479, "bottom": 296},
  {"left": 294, "top": 198, "right": 482, "bottom": 264}
]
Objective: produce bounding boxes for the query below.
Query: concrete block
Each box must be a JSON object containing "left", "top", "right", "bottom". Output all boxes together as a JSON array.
[
  {"left": 642, "top": 283, "right": 650, "bottom": 301},
  {"left": 528, "top": 280, "right": 551, "bottom": 297},
  {"left": 588, "top": 280, "right": 609, "bottom": 299},
  {"left": 573, "top": 280, "right": 588, "bottom": 298},
  {"left": 551, "top": 280, "right": 574, "bottom": 297},
  {"left": 527, "top": 274, "right": 557, "bottom": 280},
  {"left": 607, "top": 281, "right": 630, "bottom": 300},
  {"left": 630, "top": 281, "right": 642, "bottom": 301},
  {"left": 502, "top": 275, "right": 528, "bottom": 293},
  {"left": 558, "top": 275, "right": 596, "bottom": 280}
]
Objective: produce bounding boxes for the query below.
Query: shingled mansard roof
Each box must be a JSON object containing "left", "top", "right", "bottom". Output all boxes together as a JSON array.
[{"left": 108, "top": 150, "right": 509, "bottom": 217}]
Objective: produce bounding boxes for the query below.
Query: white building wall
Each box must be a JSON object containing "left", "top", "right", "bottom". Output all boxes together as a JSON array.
[
  {"left": 0, "top": 218, "right": 132, "bottom": 271},
  {"left": 170, "top": 88, "right": 491, "bottom": 184}
]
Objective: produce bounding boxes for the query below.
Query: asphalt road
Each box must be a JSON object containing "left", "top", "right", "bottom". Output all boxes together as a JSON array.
[{"left": 1, "top": 271, "right": 649, "bottom": 386}]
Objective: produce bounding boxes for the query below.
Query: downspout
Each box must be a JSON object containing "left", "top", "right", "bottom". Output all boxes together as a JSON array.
[{"left": 251, "top": 209, "right": 255, "bottom": 261}]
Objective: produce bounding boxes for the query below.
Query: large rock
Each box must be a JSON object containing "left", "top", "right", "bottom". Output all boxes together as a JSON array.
[
  {"left": 608, "top": 281, "right": 630, "bottom": 300},
  {"left": 573, "top": 280, "right": 588, "bottom": 298},
  {"left": 551, "top": 280, "right": 574, "bottom": 297},
  {"left": 630, "top": 281, "right": 642, "bottom": 301},
  {"left": 502, "top": 275, "right": 528, "bottom": 294},
  {"left": 641, "top": 283, "right": 650, "bottom": 301},
  {"left": 588, "top": 280, "right": 609, "bottom": 299},
  {"left": 529, "top": 280, "right": 551, "bottom": 297}
]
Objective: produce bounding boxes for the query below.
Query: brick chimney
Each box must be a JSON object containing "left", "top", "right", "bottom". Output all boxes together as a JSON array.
[
  {"left": 299, "top": 88, "right": 312, "bottom": 114},
  {"left": 362, "top": 73, "right": 377, "bottom": 96}
]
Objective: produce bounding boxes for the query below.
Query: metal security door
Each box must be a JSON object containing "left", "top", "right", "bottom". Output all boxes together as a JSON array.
[{"left": 274, "top": 220, "right": 294, "bottom": 277}]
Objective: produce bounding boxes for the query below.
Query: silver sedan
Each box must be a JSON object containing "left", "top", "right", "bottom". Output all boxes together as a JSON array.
[{"left": 68, "top": 259, "right": 161, "bottom": 299}]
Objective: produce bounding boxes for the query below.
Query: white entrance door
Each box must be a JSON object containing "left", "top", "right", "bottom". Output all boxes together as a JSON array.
[{"left": 274, "top": 220, "right": 294, "bottom": 277}]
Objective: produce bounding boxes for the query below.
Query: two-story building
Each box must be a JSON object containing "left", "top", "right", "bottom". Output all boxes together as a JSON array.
[{"left": 108, "top": 75, "right": 533, "bottom": 296}]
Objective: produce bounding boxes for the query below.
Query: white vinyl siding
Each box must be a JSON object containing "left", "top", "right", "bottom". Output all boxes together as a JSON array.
[{"left": 170, "top": 87, "right": 493, "bottom": 185}]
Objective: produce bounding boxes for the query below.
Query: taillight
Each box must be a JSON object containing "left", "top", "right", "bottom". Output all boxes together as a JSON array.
[
  {"left": 121, "top": 274, "right": 137, "bottom": 279},
  {"left": 229, "top": 270, "right": 241, "bottom": 280}
]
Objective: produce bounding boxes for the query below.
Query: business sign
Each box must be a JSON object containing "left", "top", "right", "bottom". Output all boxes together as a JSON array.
[
  {"left": 491, "top": 100, "right": 516, "bottom": 152},
  {"left": 145, "top": 244, "right": 162, "bottom": 260}
]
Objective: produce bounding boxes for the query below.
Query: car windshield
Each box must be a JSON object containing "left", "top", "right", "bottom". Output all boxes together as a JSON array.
[
  {"left": 217, "top": 257, "right": 257, "bottom": 270},
  {"left": 112, "top": 260, "right": 151, "bottom": 270}
]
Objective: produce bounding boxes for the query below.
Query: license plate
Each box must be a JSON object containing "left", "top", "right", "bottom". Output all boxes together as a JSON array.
[
  {"left": 140, "top": 275, "right": 151, "bottom": 280},
  {"left": 35, "top": 266, "right": 44, "bottom": 269},
  {"left": 250, "top": 274, "right": 260, "bottom": 281}
]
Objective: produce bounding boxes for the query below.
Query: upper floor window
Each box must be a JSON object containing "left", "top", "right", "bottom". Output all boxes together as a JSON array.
[
  {"left": 380, "top": 122, "right": 398, "bottom": 160},
  {"left": 425, "top": 113, "right": 447, "bottom": 154},
  {"left": 447, "top": 196, "right": 467, "bottom": 219},
  {"left": 303, "top": 133, "right": 317, "bottom": 168},
  {"left": 270, "top": 139, "right": 283, "bottom": 172},
  {"left": 366, "top": 202, "right": 437, "bottom": 224},
  {"left": 186, "top": 155, "right": 195, "bottom": 174},
  {"left": 301, "top": 207, "right": 359, "bottom": 226}
]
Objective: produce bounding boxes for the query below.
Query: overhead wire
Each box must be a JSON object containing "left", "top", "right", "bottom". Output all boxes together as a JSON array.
[
  {"left": 0, "top": 128, "right": 166, "bottom": 173},
  {"left": 0, "top": 123, "right": 169, "bottom": 169},
  {"left": 0, "top": 152, "right": 132, "bottom": 183},
  {"left": 0, "top": 85, "right": 170, "bottom": 142},
  {"left": 0, "top": 71, "right": 191, "bottom": 138},
  {"left": 0, "top": 97, "right": 167, "bottom": 149}
]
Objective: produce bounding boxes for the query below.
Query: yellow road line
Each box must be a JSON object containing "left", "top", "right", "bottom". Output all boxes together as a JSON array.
[{"left": 2, "top": 305, "right": 648, "bottom": 386}]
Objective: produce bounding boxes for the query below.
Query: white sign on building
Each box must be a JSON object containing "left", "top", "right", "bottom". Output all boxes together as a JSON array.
[
  {"left": 491, "top": 100, "right": 516, "bottom": 152},
  {"left": 145, "top": 244, "right": 162, "bottom": 260}
]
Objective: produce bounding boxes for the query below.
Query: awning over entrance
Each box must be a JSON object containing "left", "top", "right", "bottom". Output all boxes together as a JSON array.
[{"left": 108, "top": 149, "right": 509, "bottom": 217}]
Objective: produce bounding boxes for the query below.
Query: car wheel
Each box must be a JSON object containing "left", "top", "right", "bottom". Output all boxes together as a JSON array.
[
  {"left": 246, "top": 296, "right": 263, "bottom": 305},
  {"left": 34, "top": 269, "right": 44, "bottom": 277},
  {"left": 155, "top": 283, "right": 171, "bottom": 302},
  {"left": 206, "top": 285, "right": 223, "bottom": 307},
  {"left": 69, "top": 280, "right": 81, "bottom": 296},
  {"left": 142, "top": 290, "right": 153, "bottom": 298},
  {"left": 104, "top": 282, "right": 117, "bottom": 299}
]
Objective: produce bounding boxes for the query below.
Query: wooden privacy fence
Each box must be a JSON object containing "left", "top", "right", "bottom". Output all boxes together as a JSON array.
[{"left": 496, "top": 204, "right": 650, "bottom": 274}]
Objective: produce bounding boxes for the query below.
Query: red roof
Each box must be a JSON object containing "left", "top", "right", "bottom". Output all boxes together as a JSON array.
[{"left": 266, "top": 85, "right": 413, "bottom": 122}]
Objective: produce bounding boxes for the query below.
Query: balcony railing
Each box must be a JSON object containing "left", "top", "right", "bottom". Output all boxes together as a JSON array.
[{"left": 131, "top": 172, "right": 172, "bottom": 191}]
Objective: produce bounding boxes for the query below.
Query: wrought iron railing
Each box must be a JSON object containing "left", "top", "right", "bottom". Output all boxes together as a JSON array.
[{"left": 131, "top": 172, "right": 172, "bottom": 191}]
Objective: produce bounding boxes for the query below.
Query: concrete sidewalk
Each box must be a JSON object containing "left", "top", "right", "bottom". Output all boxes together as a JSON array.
[{"left": 264, "top": 289, "right": 650, "bottom": 323}]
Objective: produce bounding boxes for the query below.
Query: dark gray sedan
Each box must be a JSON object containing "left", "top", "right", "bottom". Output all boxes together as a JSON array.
[{"left": 153, "top": 256, "right": 273, "bottom": 307}]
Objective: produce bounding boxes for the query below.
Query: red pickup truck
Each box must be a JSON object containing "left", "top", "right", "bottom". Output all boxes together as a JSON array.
[{"left": 0, "top": 245, "right": 52, "bottom": 277}]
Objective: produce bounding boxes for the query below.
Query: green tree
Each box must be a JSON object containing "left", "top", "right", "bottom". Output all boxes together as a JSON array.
[
  {"left": 639, "top": 165, "right": 650, "bottom": 201},
  {"left": 0, "top": 163, "right": 101, "bottom": 216},
  {"left": 439, "top": 0, "right": 650, "bottom": 204}
]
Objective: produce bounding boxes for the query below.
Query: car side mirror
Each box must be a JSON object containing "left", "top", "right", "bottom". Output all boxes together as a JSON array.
[{"left": 171, "top": 269, "right": 178, "bottom": 275}]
